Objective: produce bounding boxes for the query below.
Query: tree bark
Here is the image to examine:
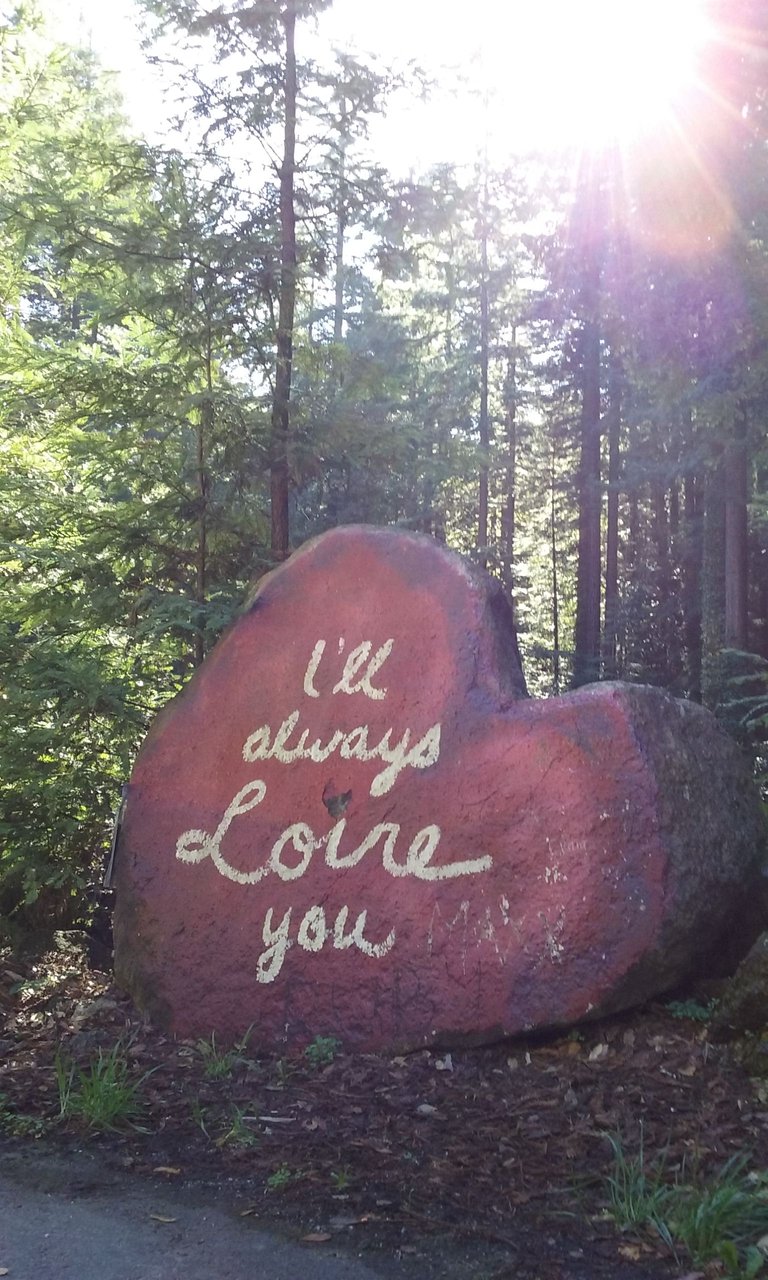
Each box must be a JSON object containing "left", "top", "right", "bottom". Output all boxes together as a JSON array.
[
  {"left": 477, "top": 199, "right": 490, "bottom": 565},
  {"left": 572, "top": 251, "right": 602, "bottom": 688},
  {"left": 701, "top": 452, "right": 726, "bottom": 709},
  {"left": 550, "top": 441, "right": 561, "bottom": 694},
  {"left": 270, "top": 1, "right": 297, "bottom": 561},
  {"left": 724, "top": 405, "right": 749, "bottom": 650},
  {"left": 333, "top": 98, "right": 347, "bottom": 349},
  {"left": 500, "top": 334, "right": 517, "bottom": 618},
  {"left": 602, "top": 349, "right": 621, "bottom": 678},
  {"left": 195, "top": 337, "right": 212, "bottom": 668},
  {"left": 683, "top": 469, "right": 703, "bottom": 701}
]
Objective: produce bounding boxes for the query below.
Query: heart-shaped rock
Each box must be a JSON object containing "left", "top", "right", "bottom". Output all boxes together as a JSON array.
[{"left": 113, "top": 526, "right": 765, "bottom": 1051}]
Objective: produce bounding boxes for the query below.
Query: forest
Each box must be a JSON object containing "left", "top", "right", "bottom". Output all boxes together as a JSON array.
[{"left": 1, "top": 0, "right": 767, "bottom": 938}]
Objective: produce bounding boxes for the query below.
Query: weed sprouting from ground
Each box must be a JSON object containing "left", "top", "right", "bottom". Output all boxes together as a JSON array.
[
  {"left": 266, "top": 1162, "right": 299, "bottom": 1191},
  {"left": 603, "top": 1129, "right": 674, "bottom": 1237},
  {"left": 603, "top": 1134, "right": 768, "bottom": 1276},
  {"left": 214, "top": 1105, "right": 260, "bottom": 1149},
  {"left": 304, "top": 1036, "right": 341, "bottom": 1069},
  {"left": 55, "top": 1040, "right": 149, "bottom": 1131},
  {"left": 196, "top": 1027, "right": 254, "bottom": 1079},
  {"left": 665, "top": 998, "right": 717, "bottom": 1023},
  {"left": 0, "top": 1091, "right": 46, "bottom": 1138}
]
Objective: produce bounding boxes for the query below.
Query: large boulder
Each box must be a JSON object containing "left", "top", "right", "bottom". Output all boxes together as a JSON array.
[{"left": 113, "top": 526, "right": 765, "bottom": 1052}]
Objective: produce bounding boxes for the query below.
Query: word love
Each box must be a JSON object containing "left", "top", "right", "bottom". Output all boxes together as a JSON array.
[
  {"left": 175, "top": 779, "right": 493, "bottom": 885},
  {"left": 256, "top": 902, "right": 395, "bottom": 984},
  {"left": 242, "top": 710, "right": 441, "bottom": 799}
]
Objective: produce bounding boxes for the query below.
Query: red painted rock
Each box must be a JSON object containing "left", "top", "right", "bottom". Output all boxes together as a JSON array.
[{"left": 113, "top": 526, "right": 765, "bottom": 1051}]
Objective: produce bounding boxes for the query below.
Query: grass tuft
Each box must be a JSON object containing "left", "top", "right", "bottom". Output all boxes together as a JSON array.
[
  {"left": 196, "top": 1027, "right": 254, "bottom": 1079},
  {"left": 603, "top": 1134, "right": 768, "bottom": 1276},
  {"left": 55, "top": 1040, "right": 149, "bottom": 1131}
]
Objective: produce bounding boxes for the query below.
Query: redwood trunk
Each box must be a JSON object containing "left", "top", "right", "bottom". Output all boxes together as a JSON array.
[
  {"left": 477, "top": 210, "right": 490, "bottom": 564},
  {"left": 572, "top": 256, "right": 602, "bottom": 688},
  {"left": 683, "top": 470, "right": 703, "bottom": 701},
  {"left": 195, "top": 335, "right": 213, "bottom": 668},
  {"left": 551, "top": 442, "right": 561, "bottom": 694},
  {"left": 724, "top": 407, "right": 748, "bottom": 650},
  {"left": 602, "top": 350, "right": 621, "bottom": 679},
  {"left": 333, "top": 101, "right": 347, "bottom": 348},
  {"left": 501, "top": 336, "right": 517, "bottom": 616},
  {"left": 270, "top": 2, "right": 297, "bottom": 560}
]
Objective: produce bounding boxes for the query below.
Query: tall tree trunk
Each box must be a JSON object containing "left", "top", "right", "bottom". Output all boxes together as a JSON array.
[
  {"left": 500, "top": 334, "right": 517, "bottom": 617},
  {"left": 195, "top": 336, "right": 212, "bottom": 668},
  {"left": 550, "top": 441, "right": 561, "bottom": 694},
  {"left": 270, "top": 2, "right": 297, "bottom": 560},
  {"left": 602, "top": 349, "right": 621, "bottom": 678},
  {"left": 572, "top": 249, "right": 602, "bottom": 688},
  {"left": 333, "top": 100, "right": 347, "bottom": 349},
  {"left": 667, "top": 475, "right": 684, "bottom": 688},
  {"left": 477, "top": 201, "right": 490, "bottom": 565},
  {"left": 701, "top": 452, "right": 726, "bottom": 709},
  {"left": 759, "top": 550, "right": 768, "bottom": 660},
  {"left": 683, "top": 469, "right": 703, "bottom": 701},
  {"left": 650, "top": 464, "right": 675, "bottom": 680},
  {"left": 724, "top": 405, "right": 749, "bottom": 649},
  {"left": 626, "top": 413, "right": 640, "bottom": 571}
]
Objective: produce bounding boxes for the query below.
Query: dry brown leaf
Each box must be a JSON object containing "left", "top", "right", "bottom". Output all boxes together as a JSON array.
[
  {"left": 301, "top": 1232, "right": 331, "bottom": 1243},
  {"left": 618, "top": 1243, "right": 641, "bottom": 1261},
  {"left": 149, "top": 1214, "right": 177, "bottom": 1224}
]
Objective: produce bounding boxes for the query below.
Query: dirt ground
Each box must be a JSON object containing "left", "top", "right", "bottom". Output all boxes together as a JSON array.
[{"left": 1, "top": 942, "right": 767, "bottom": 1280}]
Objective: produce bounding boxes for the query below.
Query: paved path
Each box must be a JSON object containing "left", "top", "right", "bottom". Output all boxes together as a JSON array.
[{"left": 0, "top": 1150, "right": 386, "bottom": 1280}]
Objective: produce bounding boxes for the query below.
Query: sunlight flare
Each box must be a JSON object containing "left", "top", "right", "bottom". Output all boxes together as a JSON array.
[{"left": 494, "top": 0, "right": 714, "bottom": 146}]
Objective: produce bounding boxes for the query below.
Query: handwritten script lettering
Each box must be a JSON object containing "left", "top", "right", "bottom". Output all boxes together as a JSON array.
[
  {"left": 256, "top": 903, "right": 396, "bottom": 984},
  {"left": 303, "top": 637, "right": 393, "bottom": 701},
  {"left": 175, "top": 781, "right": 492, "bottom": 884},
  {"left": 241, "top": 711, "right": 441, "bottom": 798},
  {"left": 175, "top": 637, "right": 493, "bottom": 983}
]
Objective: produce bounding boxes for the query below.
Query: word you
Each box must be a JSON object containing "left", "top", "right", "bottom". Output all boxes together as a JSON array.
[
  {"left": 256, "top": 903, "right": 395, "bottom": 984},
  {"left": 175, "top": 780, "right": 492, "bottom": 885}
]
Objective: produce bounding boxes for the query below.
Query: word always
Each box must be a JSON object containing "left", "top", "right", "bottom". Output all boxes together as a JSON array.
[{"left": 241, "top": 710, "right": 441, "bottom": 798}]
